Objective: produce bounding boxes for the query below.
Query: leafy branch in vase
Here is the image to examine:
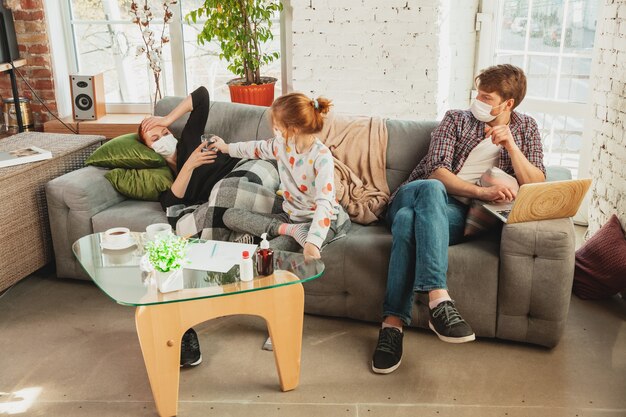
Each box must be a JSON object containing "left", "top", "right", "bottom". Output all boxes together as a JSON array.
[{"left": 130, "top": 1, "right": 177, "bottom": 105}]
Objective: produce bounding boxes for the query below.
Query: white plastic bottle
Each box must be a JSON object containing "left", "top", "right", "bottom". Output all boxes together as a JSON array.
[{"left": 239, "top": 250, "right": 254, "bottom": 282}]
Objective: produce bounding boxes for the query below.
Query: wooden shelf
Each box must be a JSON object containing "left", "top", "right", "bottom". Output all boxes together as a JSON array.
[
  {"left": 42, "top": 117, "right": 77, "bottom": 135},
  {"left": 0, "top": 59, "right": 26, "bottom": 73},
  {"left": 44, "top": 113, "right": 149, "bottom": 139}
]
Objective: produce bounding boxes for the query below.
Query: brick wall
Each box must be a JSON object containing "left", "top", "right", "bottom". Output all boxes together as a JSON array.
[
  {"left": 0, "top": 0, "right": 56, "bottom": 128},
  {"left": 290, "top": 0, "right": 478, "bottom": 121},
  {"left": 0, "top": 1, "right": 478, "bottom": 127},
  {"left": 587, "top": 0, "right": 626, "bottom": 235},
  {"left": 436, "top": 0, "right": 479, "bottom": 116}
]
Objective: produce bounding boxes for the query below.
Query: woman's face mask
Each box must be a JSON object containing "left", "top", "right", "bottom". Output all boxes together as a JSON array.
[{"left": 151, "top": 133, "right": 178, "bottom": 157}]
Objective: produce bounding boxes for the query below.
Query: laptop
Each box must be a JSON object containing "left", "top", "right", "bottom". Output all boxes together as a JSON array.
[{"left": 483, "top": 178, "right": 592, "bottom": 224}]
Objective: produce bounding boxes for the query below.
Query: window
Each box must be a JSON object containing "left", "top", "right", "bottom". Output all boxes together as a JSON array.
[
  {"left": 476, "top": 0, "right": 600, "bottom": 178},
  {"left": 180, "top": 1, "right": 283, "bottom": 101},
  {"left": 60, "top": 0, "right": 283, "bottom": 111}
]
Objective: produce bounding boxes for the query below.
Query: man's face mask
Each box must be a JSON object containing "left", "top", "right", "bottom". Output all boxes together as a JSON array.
[
  {"left": 151, "top": 133, "right": 177, "bottom": 157},
  {"left": 470, "top": 99, "right": 507, "bottom": 123}
]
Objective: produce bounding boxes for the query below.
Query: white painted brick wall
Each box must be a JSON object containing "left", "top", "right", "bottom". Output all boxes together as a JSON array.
[
  {"left": 587, "top": 0, "right": 626, "bottom": 235},
  {"left": 289, "top": 0, "right": 478, "bottom": 121},
  {"left": 436, "top": 0, "right": 479, "bottom": 117}
]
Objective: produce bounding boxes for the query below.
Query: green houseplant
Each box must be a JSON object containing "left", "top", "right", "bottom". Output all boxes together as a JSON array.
[
  {"left": 186, "top": 0, "right": 283, "bottom": 106},
  {"left": 145, "top": 235, "right": 188, "bottom": 293}
]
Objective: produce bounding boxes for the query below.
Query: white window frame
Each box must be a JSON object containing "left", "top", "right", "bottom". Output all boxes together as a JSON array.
[
  {"left": 475, "top": 0, "right": 595, "bottom": 223},
  {"left": 476, "top": 0, "right": 592, "bottom": 149},
  {"left": 51, "top": 1, "right": 288, "bottom": 115}
]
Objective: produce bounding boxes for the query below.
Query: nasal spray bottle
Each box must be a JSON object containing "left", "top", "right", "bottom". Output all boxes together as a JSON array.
[
  {"left": 240, "top": 251, "right": 254, "bottom": 282},
  {"left": 256, "top": 233, "right": 274, "bottom": 276}
]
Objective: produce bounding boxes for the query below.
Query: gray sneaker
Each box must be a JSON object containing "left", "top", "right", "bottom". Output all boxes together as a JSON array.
[
  {"left": 371, "top": 327, "right": 403, "bottom": 374},
  {"left": 428, "top": 300, "right": 475, "bottom": 343},
  {"left": 180, "top": 328, "right": 202, "bottom": 367}
]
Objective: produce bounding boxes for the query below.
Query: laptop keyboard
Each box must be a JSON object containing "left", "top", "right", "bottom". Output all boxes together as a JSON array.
[{"left": 496, "top": 209, "right": 511, "bottom": 220}]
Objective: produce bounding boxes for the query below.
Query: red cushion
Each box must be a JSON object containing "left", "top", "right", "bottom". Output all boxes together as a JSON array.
[{"left": 573, "top": 215, "right": 626, "bottom": 299}]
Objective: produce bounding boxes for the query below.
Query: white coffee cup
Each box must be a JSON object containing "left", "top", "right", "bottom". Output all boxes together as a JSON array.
[
  {"left": 146, "top": 223, "right": 173, "bottom": 240},
  {"left": 103, "top": 227, "right": 132, "bottom": 247}
]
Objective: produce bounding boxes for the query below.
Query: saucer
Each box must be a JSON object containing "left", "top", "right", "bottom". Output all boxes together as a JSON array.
[{"left": 100, "top": 238, "right": 136, "bottom": 251}]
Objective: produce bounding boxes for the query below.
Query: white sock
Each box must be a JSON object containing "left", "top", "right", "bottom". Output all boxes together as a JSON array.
[
  {"left": 382, "top": 322, "right": 403, "bottom": 333},
  {"left": 429, "top": 296, "right": 452, "bottom": 310}
]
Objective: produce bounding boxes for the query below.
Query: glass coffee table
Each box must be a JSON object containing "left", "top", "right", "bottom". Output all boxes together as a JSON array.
[{"left": 73, "top": 232, "right": 324, "bottom": 417}]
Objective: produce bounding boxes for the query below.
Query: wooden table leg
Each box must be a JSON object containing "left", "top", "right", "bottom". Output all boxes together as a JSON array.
[
  {"left": 135, "top": 280, "right": 305, "bottom": 416},
  {"left": 262, "top": 285, "right": 304, "bottom": 391},
  {"left": 135, "top": 305, "right": 183, "bottom": 417}
]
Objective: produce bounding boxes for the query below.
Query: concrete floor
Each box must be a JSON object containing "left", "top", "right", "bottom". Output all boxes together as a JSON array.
[{"left": 1, "top": 228, "right": 625, "bottom": 417}]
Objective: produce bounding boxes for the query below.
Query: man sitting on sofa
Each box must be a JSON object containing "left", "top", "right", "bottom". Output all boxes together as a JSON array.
[{"left": 371, "top": 64, "right": 546, "bottom": 374}]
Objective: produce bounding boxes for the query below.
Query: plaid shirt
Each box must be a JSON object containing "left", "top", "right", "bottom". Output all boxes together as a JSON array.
[{"left": 390, "top": 110, "right": 545, "bottom": 201}]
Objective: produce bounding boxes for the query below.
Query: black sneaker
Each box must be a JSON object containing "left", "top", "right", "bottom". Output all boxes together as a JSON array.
[
  {"left": 371, "top": 327, "right": 403, "bottom": 374},
  {"left": 428, "top": 300, "right": 475, "bottom": 343},
  {"left": 180, "top": 328, "right": 202, "bottom": 367}
]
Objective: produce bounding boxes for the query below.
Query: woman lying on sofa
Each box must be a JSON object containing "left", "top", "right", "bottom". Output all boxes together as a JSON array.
[
  {"left": 138, "top": 86, "right": 240, "bottom": 210},
  {"left": 138, "top": 86, "right": 244, "bottom": 368}
]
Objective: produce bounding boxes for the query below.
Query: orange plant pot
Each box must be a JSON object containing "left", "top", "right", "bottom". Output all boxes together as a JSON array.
[{"left": 228, "top": 77, "right": 277, "bottom": 107}]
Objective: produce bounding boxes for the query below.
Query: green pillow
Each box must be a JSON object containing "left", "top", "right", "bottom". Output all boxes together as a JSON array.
[
  {"left": 85, "top": 132, "right": 166, "bottom": 169},
  {"left": 105, "top": 166, "right": 173, "bottom": 201}
]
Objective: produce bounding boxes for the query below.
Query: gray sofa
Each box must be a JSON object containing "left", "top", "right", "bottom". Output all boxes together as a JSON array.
[{"left": 46, "top": 98, "right": 576, "bottom": 348}]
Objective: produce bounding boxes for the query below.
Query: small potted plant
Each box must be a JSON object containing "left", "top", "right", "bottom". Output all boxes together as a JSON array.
[
  {"left": 186, "top": 0, "right": 283, "bottom": 106},
  {"left": 144, "top": 235, "right": 188, "bottom": 293}
]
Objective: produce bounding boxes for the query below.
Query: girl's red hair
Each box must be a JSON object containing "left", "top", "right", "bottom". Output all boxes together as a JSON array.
[{"left": 270, "top": 92, "right": 332, "bottom": 136}]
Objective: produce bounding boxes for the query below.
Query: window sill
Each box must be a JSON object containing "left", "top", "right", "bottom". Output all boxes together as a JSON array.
[{"left": 43, "top": 113, "right": 149, "bottom": 139}]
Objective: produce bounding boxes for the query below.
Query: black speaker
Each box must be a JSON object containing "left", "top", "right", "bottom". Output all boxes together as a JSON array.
[{"left": 0, "top": 4, "right": 20, "bottom": 64}]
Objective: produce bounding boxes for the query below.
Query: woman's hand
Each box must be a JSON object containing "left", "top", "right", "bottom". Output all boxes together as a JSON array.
[
  {"left": 181, "top": 142, "right": 218, "bottom": 172},
  {"left": 211, "top": 136, "right": 229, "bottom": 154},
  {"left": 142, "top": 116, "right": 171, "bottom": 132},
  {"left": 303, "top": 242, "right": 321, "bottom": 259}
]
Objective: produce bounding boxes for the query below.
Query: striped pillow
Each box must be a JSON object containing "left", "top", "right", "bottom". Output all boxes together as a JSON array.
[{"left": 464, "top": 167, "right": 519, "bottom": 237}]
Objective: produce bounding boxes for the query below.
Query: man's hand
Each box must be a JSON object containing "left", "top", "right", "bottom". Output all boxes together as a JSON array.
[
  {"left": 477, "top": 184, "right": 517, "bottom": 203},
  {"left": 181, "top": 142, "right": 218, "bottom": 172},
  {"left": 303, "top": 242, "right": 321, "bottom": 259},
  {"left": 485, "top": 125, "right": 519, "bottom": 153},
  {"left": 142, "top": 116, "right": 171, "bottom": 132}
]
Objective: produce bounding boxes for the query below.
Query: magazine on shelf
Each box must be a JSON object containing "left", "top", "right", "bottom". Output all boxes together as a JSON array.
[{"left": 0, "top": 146, "right": 52, "bottom": 168}]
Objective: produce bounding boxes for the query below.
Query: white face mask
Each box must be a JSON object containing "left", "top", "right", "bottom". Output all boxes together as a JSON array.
[
  {"left": 151, "top": 133, "right": 177, "bottom": 157},
  {"left": 273, "top": 128, "right": 284, "bottom": 140},
  {"left": 470, "top": 99, "right": 506, "bottom": 123}
]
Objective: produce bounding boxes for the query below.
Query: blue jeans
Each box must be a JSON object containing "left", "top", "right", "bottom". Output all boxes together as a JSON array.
[{"left": 383, "top": 179, "right": 468, "bottom": 325}]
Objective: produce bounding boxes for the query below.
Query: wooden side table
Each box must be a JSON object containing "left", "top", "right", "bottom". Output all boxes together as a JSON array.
[
  {"left": 44, "top": 113, "right": 149, "bottom": 140},
  {"left": 135, "top": 278, "right": 304, "bottom": 417}
]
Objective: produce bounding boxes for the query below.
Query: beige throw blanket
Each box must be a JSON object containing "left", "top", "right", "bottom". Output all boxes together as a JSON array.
[{"left": 318, "top": 113, "right": 390, "bottom": 224}]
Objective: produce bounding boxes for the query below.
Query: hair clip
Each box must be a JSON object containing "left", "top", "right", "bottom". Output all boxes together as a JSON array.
[{"left": 312, "top": 99, "right": 319, "bottom": 110}]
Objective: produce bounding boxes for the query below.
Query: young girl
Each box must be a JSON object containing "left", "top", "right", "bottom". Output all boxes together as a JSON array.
[{"left": 212, "top": 92, "right": 350, "bottom": 259}]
